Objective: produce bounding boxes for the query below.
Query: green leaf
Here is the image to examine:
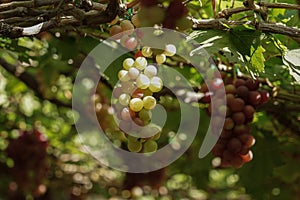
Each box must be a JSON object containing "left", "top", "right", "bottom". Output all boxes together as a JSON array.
[{"left": 250, "top": 45, "right": 266, "bottom": 72}]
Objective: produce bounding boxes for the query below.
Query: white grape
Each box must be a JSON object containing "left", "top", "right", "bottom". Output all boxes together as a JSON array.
[
  {"left": 118, "top": 93, "right": 131, "bottom": 106},
  {"left": 129, "top": 98, "right": 144, "bottom": 112},
  {"left": 143, "top": 96, "right": 156, "bottom": 110},
  {"left": 136, "top": 74, "right": 150, "bottom": 89},
  {"left": 121, "top": 107, "right": 132, "bottom": 121},
  {"left": 144, "top": 65, "right": 157, "bottom": 78},
  {"left": 164, "top": 44, "right": 176, "bottom": 56},
  {"left": 123, "top": 58, "right": 135, "bottom": 70},
  {"left": 155, "top": 54, "right": 166, "bottom": 64},
  {"left": 134, "top": 57, "right": 148, "bottom": 70},
  {"left": 128, "top": 67, "right": 140, "bottom": 80},
  {"left": 149, "top": 76, "right": 163, "bottom": 92},
  {"left": 118, "top": 70, "right": 130, "bottom": 82},
  {"left": 141, "top": 46, "right": 153, "bottom": 57}
]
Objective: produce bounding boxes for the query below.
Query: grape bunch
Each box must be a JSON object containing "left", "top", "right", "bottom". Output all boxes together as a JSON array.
[
  {"left": 201, "top": 73, "right": 270, "bottom": 168},
  {"left": 109, "top": 19, "right": 139, "bottom": 50},
  {"left": 138, "top": 0, "right": 192, "bottom": 30},
  {"left": 112, "top": 45, "right": 176, "bottom": 153},
  {"left": 6, "top": 129, "right": 49, "bottom": 197}
]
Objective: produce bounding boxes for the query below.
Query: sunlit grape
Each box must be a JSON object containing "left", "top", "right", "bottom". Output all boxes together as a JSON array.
[
  {"left": 128, "top": 67, "right": 140, "bottom": 80},
  {"left": 136, "top": 74, "right": 150, "bottom": 89},
  {"left": 143, "top": 96, "right": 156, "bottom": 110},
  {"left": 149, "top": 76, "right": 163, "bottom": 92},
  {"left": 134, "top": 57, "right": 148, "bottom": 70},
  {"left": 141, "top": 46, "right": 153, "bottom": 57},
  {"left": 118, "top": 93, "right": 131, "bottom": 106},
  {"left": 156, "top": 54, "right": 166, "bottom": 64},
  {"left": 129, "top": 98, "right": 144, "bottom": 112},
  {"left": 118, "top": 70, "right": 130, "bottom": 82},
  {"left": 123, "top": 58, "right": 135, "bottom": 70},
  {"left": 164, "top": 44, "right": 176, "bottom": 56},
  {"left": 144, "top": 65, "right": 157, "bottom": 78}
]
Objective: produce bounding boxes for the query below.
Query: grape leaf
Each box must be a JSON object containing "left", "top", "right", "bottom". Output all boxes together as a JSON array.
[
  {"left": 249, "top": 45, "right": 266, "bottom": 72},
  {"left": 283, "top": 48, "right": 300, "bottom": 83}
]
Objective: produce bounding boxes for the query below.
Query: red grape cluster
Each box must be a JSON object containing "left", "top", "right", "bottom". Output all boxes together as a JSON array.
[
  {"left": 138, "top": 0, "right": 192, "bottom": 30},
  {"left": 6, "top": 129, "right": 49, "bottom": 197},
  {"left": 201, "top": 73, "right": 270, "bottom": 168}
]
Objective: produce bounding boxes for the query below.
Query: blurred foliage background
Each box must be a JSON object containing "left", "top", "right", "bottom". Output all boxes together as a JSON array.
[{"left": 0, "top": 0, "right": 300, "bottom": 199}]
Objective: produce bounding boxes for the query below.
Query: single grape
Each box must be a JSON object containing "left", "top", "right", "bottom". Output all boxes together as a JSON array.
[
  {"left": 260, "top": 90, "right": 270, "bottom": 103},
  {"left": 138, "top": 109, "right": 152, "bottom": 123},
  {"left": 156, "top": 54, "right": 166, "bottom": 64},
  {"left": 141, "top": 46, "right": 153, "bottom": 57},
  {"left": 238, "top": 134, "right": 255, "bottom": 147},
  {"left": 109, "top": 25, "right": 123, "bottom": 39},
  {"left": 144, "top": 65, "right": 157, "bottom": 78},
  {"left": 236, "top": 85, "right": 249, "bottom": 100},
  {"left": 225, "top": 84, "right": 237, "bottom": 94},
  {"left": 125, "top": 37, "right": 138, "bottom": 50},
  {"left": 134, "top": 57, "right": 148, "bottom": 70},
  {"left": 240, "top": 150, "right": 253, "bottom": 162},
  {"left": 232, "top": 112, "right": 246, "bottom": 125},
  {"left": 121, "top": 107, "right": 135, "bottom": 121},
  {"left": 128, "top": 67, "right": 140, "bottom": 80},
  {"left": 143, "top": 96, "right": 156, "bottom": 110},
  {"left": 149, "top": 76, "right": 163, "bottom": 92},
  {"left": 164, "top": 44, "right": 176, "bottom": 56},
  {"left": 243, "top": 105, "right": 255, "bottom": 118},
  {"left": 229, "top": 98, "right": 245, "bottom": 112},
  {"left": 248, "top": 91, "right": 262, "bottom": 106},
  {"left": 118, "top": 93, "right": 131, "bottom": 106},
  {"left": 143, "top": 140, "right": 158, "bottom": 153},
  {"left": 120, "top": 35, "right": 129, "bottom": 47},
  {"left": 120, "top": 20, "right": 134, "bottom": 35},
  {"left": 129, "top": 98, "right": 144, "bottom": 112},
  {"left": 220, "top": 130, "right": 232, "bottom": 139},
  {"left": 118, "top": 70, "right": 130, "bottom": 82},
  {"left": 136, "top": 74, "right": 150, "bottom": 89},
  {"left": 123, "top": 58, "right": 135, "bottom": 70},
  {"left": 128, "top": 140, "right": 142, "bottom": 152}
]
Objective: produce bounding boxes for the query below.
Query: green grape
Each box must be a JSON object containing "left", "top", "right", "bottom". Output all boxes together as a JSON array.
[
  {"left": 164, "top": 44, "right": 176, "bottom": 56},
  {"left": 143, "top": 140, "right": 158, "bottom": 153},
  {"left": 141, "top": 46, "right": 153, "bottom": 57},
  {"left": 143, "top": 96, "right": 156, "bottom": 110},
  {"left": 113, "top": 131, "right": 127, "bottom": 141},
  {"left": 138, "top": 109, "right": 152, "bottom": 123},
  {"left": 136, "top": 74, "right": 150, "bottom": 89},
  {"left": 128, "top": 67, "right": 140, "bottom": 80},
  {"left": 123, "top": 58, "right": 135, "bottom": 70},
  {"left": 156, "top": 54, "right": 166, "bottom": 64},
  {"left": 149, "top": 76, "right": 163, "bottom": 92},
  {"left": 118, "top": 70, "right": 130, "bottom": 82},
  {"left": 144, "top": 65, "right": 157, "bottom": 78},
  {"left": 128, "top": 140, "right": 142, "bottom": 152},
  {"left": 134, "top": 57, "right": 148, "bottom": 70},
  {"left": 129, "top": 98, "right": 144, "bottom": 112},
  {"left": 118, "top": 93, "right": 131, "bottom": 106}
]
